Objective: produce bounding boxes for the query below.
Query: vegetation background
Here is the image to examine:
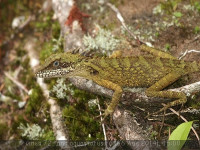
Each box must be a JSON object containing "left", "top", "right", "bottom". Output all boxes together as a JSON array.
[{"left": 0, "top": 0, "right": 200, "bottom": 149}]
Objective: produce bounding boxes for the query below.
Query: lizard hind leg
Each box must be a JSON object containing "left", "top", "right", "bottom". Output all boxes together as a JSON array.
[
  {"left": 145, "top": 72, "right": 187, "bottom": 117},
  {"left": 146, "top": 90, "right": 187, "bottom": 117},
  {"left": 140, "top": 45, "right": 177, "bottom": 60}
]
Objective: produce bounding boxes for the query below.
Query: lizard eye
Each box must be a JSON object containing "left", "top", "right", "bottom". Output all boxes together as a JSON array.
[{"left": 53, "top": 61, "right": 59, "bottom": 67}]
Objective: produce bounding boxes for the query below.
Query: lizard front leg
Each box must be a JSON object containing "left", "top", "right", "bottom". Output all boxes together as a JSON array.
[
  {"left": 91, "top": 77, "right": 123, "bottom": 119},
  {"left": 145, "top": 71, "right": 187, "bottom": 116}
]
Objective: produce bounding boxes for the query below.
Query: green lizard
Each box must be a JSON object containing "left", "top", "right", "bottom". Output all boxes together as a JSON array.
[{"left": 35, "top": 45, "right": 200, "bottom": 119}]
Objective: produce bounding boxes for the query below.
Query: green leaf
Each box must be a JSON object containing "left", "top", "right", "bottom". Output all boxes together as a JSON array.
[
  {"left": 194, "top": 26, "right": 200, "bottom": 34},
  {"left": 173, "top": 12, "right": 183, "bottom": 17},
  {"left": 168, "top": 121, "right": 193, "bottom": 150}
]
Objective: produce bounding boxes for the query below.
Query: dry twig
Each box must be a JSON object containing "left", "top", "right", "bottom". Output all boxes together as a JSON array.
[
  {"left": 167, "top": 106, "right": 200, "bottom": 145},
  {"left": 97, "top": 99, "right": 108, "bottom": 149},
  {"left": 179, "top": 49, "right": 200, "bottom": 60},
  {"left": 4, "top": 72, "right": 29, "bottom": 94}
]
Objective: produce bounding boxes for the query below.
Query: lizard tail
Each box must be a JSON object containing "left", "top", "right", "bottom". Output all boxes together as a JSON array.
[
  {"left": 198, "top": 61, "right": 200, "bottom": 72},
  {"left": 192, "top": 61, "right": 200, "bottom": 72},
  {"left": 186, "top": 61, "right": 200, "bottom": 74}
]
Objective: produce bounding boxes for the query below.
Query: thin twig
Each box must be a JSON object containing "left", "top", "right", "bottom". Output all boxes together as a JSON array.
[
  {"left": 150, "top": 108, "right": 199, "bottom": 117},
  {"left": 4, "top": 72, "right": 29, "bottom": 94},
  {"left": 158, "top": 110, "right": 166, "bottom": 138},
  {"left": 179, "top": 49, "right": 200, "bottom": 60},
  {"left": 97, "top": 98, "right": 108, "bottom": 149},
  {"left": 0, "top": 84, "right": 4, "bottom": 92},
  {"left": 106, "top": 2, "right": 140, "bottom": 42},
  {"left": 167, "top": 105, "right": 200, "bottom": 145},
  {"left": 19, "top": 15, "right": 35, "bottom": 30},
  {"left": 191, "top": 34, "right": 200, "bottom": 43}
]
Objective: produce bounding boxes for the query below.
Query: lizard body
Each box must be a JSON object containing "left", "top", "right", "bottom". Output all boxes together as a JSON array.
[{"left": 35, "top": 45, "right": 200, "bottom": 118}]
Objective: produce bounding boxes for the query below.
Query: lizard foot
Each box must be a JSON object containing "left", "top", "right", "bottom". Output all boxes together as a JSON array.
[
  {"left": 145, "top": 103, "right": 168, "bottom": 118},
  {"left": 95, "top": 109, "right": 114, "bottom": 123},
  {"left": 146, "top": 98, "right": 185, "bottom": 118}
]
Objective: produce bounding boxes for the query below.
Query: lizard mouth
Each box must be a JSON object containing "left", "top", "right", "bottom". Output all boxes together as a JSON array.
[{"left": 35, "top": 69, "right": 68, "bottom": 78}]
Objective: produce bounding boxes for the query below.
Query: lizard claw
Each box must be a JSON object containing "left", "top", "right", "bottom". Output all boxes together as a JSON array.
[
  {"left": 94, "top": 113, "right": 106, "bottom": 123},
  {"left": 95, "top": 113, "right": 104, "bottom": 120},
  {"left": 145, "top": 104, "right": 174, "bottom": 118},
  {"left": 145, "top": 111, "right": 164, "bottom": 119},
  {"left": 94, "top": 109, "right": 113, "bottom": 123},
  {"left": 145, "top": 104, "right": 168, "bottom": 118}
]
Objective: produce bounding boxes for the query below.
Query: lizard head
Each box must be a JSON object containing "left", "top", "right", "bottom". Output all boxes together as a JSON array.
[{"left": 35, "top": 52, "right": 84, "bottom": 78}]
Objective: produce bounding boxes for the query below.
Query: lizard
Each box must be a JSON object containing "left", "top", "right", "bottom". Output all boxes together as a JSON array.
[{"left": 35, "top": 45, "right": 200, "bottom": 119}]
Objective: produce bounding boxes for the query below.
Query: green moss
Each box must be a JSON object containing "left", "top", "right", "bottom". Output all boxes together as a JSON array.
[
  {"left": 39, "top": 39, "right": 63, "bottom": 62},
  {"left": 39, "top": 42, "right": 55, "bottom": 61},
  {"left": 194, "top": 1, "right": 200, "bottom": 12},
  {"left": 11, "top": 114, "right": 26, "bottom": 133},
  {"left": 104, "top": 22, "right": 117, "bottom": 31},
  {"left": 63, "top": 106, "right": 102, "bottom": 140},
  {"left": 35, "top": 21, "right": 50, "bottom": 31},
  {"left": 51, "top": 22, "right": 61, "bottom": 39},
  {"left": 19, "top": 58, "right": 39, "bottom": 89},
  {"left": 155, "top": 32, "right": 159, "bottom": 37},
  {"left": 34, "top": 14, "right": 61, "bottom": 38},
  {"left": 188, "top": 95, "right": 200, "bottom": 109},
  {"left": 161, "top": 0, "right": 181, "bottom": 14},
  {"left": 4, "top": 77, "right": 22, "bottom": 101},
  {"left": 0, "top": 0, "right": 58, "bottom": 141},
  {"left": 34, "top": 12, "right": 54, "bottom": 32},
  {"left": 41, "top": 129, "right": 55, "bottom": 140},
  {"left": 110, "top": 0, "right": 124, "bottom": 6},
  {"left": 164, "top": 43, "right": 171, "bottom": 51},
  {"left": 0, "top": 123, "right": 9, "bottom": 140},
  {"left": 62, "top": 88, "right": 104, "bottom": 140},
  {"left": 25, "top": 86, "right": 44, "bottom": 116},
  {"left": 33, "top": 13, "right": 62, "bottom": 61},
  {"left": 194, "top": 26, "right": 200, "bottom": 34},
  {"left": 0, "top": 0, "right": 40, "bottom": 32},
  {"left": 147, "top": 125, "right": 158, "bottom": 140},
  {"left": 173, "top": 11, "right": 183, "bottom": 17}
]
